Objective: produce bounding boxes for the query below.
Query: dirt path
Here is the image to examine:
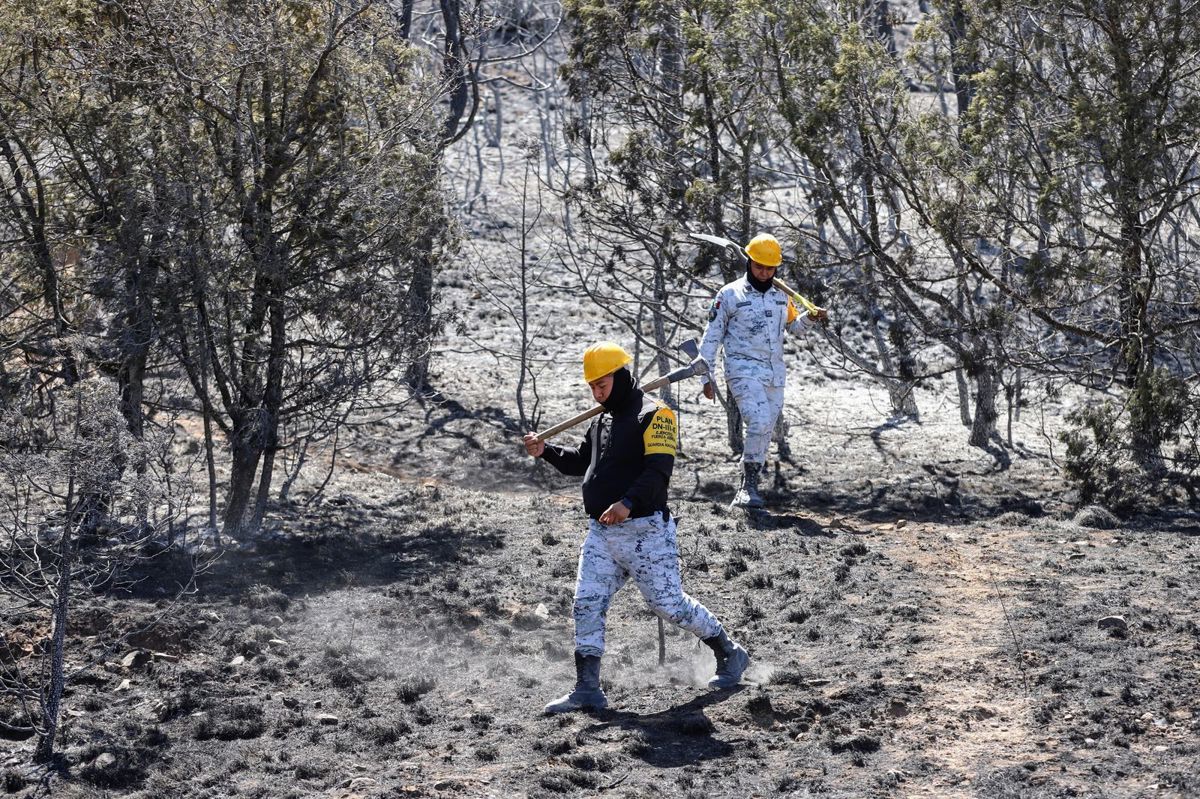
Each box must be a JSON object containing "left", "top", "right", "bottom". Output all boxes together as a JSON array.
[
  {"left": 886, "top": 524, "right": 1048, "bottom": 796},
  {"left": 6, "top": 434, "right": 1199, "bottom": 798}
]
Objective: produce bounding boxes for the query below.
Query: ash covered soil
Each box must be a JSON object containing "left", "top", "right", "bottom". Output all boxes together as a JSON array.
[
  {"left": 4, "top": 364, "right": 1200, "bottom": 799},
  {"left": 5, "top": 62, "right": 1200, "bottom": 797}
]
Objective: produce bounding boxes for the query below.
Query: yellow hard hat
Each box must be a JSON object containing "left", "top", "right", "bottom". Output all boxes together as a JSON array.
[
  {"left": 744, "top": 233, "right": 782, "bottom": 267},
  {"left": 583, "top": 341, "right": 633, "bottom": 383}
]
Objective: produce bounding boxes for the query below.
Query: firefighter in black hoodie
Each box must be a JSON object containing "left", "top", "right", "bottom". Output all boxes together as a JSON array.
[{"left": 523, "top": 341, "right": 750, "bottom": 714}]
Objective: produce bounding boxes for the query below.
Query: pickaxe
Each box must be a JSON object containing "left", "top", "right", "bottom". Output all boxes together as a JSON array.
[
  {"left": 531, "top": 339, "right": 710, "bottom": 442},
  {"left": 687, "top": 232, "right": 824, "bottom": 317}
]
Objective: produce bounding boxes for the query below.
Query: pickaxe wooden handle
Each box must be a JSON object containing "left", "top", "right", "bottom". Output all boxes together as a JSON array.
[
  {"left": 533, "top": 405, "right": 605, "bottom": 442},
  {"left": 771, "top": 276, "right": 822, "bottom": 316},
  {"left": 532, "top": 340, "right": 708, "bottom": 442}
]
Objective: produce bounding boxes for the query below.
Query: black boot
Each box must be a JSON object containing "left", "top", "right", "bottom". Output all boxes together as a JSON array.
[
  {"left": 543, "top": 652, "right": 607, "bottom": 714},
  {"left": 702, "top": 628, "right": 750, "bottom": 689},
  {"left": 731, "top": 462, "right": 765, "bottom": 509}
]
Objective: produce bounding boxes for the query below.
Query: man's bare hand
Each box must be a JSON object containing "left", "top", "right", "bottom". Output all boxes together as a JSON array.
[
  {"left": 809, "top": 307, "right": 829, "bottom": 324},
  {"left": 523, "top": 432, "right": 545, "bottom": 458},
  {"left": 598, "top": 501, "right": 630, "bottom": 525},
  {"left": 702, "top": 382, "right": 715, "bottom": 402}
]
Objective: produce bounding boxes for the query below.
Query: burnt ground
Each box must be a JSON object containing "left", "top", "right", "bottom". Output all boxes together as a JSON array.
[
  {"left": 4, "top": 37, "right": 1200, "bottom": 795},
  {"left": 3, "top": 373, "right": 1200, "bottom": 799}
]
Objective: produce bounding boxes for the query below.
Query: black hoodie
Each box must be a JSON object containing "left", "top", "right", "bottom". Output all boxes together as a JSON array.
[
  {"left": 542, "top": 369, "right": 677, "bottom": 521},
  {"left": 745, "top": 264, "right": 774, "bottom": 293}
]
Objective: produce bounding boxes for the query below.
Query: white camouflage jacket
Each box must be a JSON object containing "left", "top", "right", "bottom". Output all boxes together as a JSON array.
[{"left": 699, "top": 276, "right": 814, "bottom": 387}]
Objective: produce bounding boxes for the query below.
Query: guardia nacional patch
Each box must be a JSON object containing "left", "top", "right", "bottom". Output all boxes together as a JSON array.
[{"left": 643, "top": 406, "right": 677, "bottom": 456}]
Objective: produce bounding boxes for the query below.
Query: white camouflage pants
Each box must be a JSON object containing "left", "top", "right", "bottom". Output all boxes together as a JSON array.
[
  {"left": 728, "top": 377, "right": 786, "bottom": 464},
  {"left": 573, "top": 514, "right": 722, "bottom": 657}
]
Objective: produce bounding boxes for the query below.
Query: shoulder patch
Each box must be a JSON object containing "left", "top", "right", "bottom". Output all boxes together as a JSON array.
[
  {"left": 643, "top": 406, "right": 677, "bottom": 457},
  {"left": 786, "top": 297, "right": 799, "bottom": 325},
  {"left": 708, "top": 298, "right": 720, "bottom": 321}
]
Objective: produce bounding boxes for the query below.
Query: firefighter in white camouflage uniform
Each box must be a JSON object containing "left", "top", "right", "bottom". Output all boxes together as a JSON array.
[
  {"left": 523, "top": 341, "right": 750, "bottom": 714},
  {"left": 699, "top": 233, "right": 828, "bottom": 508}
]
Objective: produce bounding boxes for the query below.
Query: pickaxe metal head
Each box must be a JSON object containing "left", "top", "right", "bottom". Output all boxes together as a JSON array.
[
  {"left": 658, "top": 338, "right": 709, "bottom": 386},
  {"left": 680, "top": 338, "right": 710, "bottom": 378},
  {"left": 688, "top": 232, "right": 748, "bottom": 265}
]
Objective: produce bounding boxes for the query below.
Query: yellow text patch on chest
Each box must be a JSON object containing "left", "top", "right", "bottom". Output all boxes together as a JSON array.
[{"left": 644, "top": 407, "right": 677, "bottom": 456}]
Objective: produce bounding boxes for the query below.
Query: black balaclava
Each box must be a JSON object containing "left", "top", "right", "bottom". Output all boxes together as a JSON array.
[
  {"left": 745, "top": 262, "right": 774, "bottom": 293},
  {"left": 601, "top": 366, "right": 635, "bottom": 411}
]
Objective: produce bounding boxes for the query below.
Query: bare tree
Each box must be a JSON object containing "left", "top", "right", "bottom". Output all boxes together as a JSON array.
[
  {"left": 143, "top": 0, "right": 455, "bottom": 536},
  {"left": 0, "top": 376, "right": 192, "bottom": 765}
]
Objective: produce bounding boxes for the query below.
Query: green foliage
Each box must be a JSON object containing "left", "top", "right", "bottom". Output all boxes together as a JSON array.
[
  {"left": 1061, "top": 370, "right": 1199, "bottom": 511},
  {"left": 1061, "top": 402, "right": 1138, "bottom": 511},
  {"left": 0, "top": 0, "right": 456, "bottom": 536}
]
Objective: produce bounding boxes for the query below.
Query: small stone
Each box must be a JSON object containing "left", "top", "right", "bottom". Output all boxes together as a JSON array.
[
  {"left": 316, "top": 713, "right": 339, "bottom": 726},
  {"left": 1097, "top": 616, "right": 1128, "bottom": 632},
  {"left": 121, "top": 650, "right": 151, "bottom": 670},
  {"left": 268, "top": 639, "right": 289, "bottom": 648},
  {"left": 229, "top": 655, "right": 245, "bottom": 666},
  {"left": 338, "top": 775, "right": 377, "bottom": 789},
  {"left": 830, "top": 733, "right": 881, "bottom": 754},
  {"left": 282, "top": 696, "right": 300, "bottom": 710},
  {"left": 115, "top": 679, "right": 132, "bottom": 692},
  {"left": 895, "top": 519, "right": 907, "bottom": 528},
  {"left": 93, "top": 752, "right": 117, "bottom": 769},
  {"left": 1074, "top": 505, "right": 1120, "bottom": 529}
]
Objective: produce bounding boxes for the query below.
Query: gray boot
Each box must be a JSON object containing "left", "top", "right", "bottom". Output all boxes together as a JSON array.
[
  {"left": 703, "top": 628, "right": 750, "bottom": 689},
  {"left": 731, "top": 462, "right": 765, "bottom": 509},
  {"left": 543, "top": 652, "right": 607, "bottom": 714}
]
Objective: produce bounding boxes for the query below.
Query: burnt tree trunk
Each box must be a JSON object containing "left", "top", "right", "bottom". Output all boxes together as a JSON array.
[
  {"left": 250, "top": 284, "right": 287, "bottom": 533},
  {"left": 223, "top": 415, "right": 264, "bottom": 538}
]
